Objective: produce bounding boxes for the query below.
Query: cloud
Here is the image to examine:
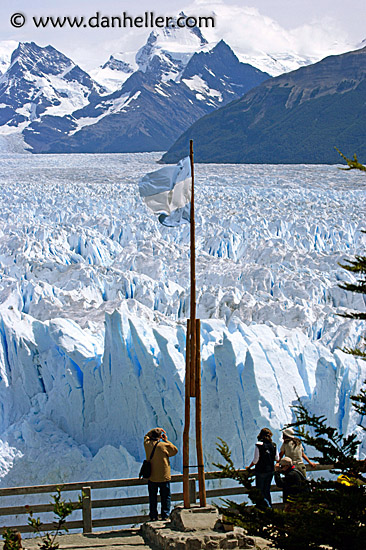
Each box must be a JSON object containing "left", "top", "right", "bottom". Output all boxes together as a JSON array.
[
  {"left": 184, "top": 0, "right": 352, "bottom": 57},
  {"left": 0, "top": 0, "right": 355, "bottom": 72}
]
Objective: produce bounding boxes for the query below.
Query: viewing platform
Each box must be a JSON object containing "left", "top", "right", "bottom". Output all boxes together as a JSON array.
[{"left": 0, "top": 465, "right": 332, "bottom": 549}]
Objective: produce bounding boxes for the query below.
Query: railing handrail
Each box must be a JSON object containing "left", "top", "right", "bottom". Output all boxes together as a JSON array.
[
  {"left": 0, "top": 464, "right": 333, "bottom": 497},
  {"left": 0, "top": 465, "right": 334, "bottom": 535}
]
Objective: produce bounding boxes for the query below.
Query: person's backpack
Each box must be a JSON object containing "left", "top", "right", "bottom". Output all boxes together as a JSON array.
[
  {"left": 296, "top": 468, "right": 311, "bottom": 493},
  {"left": 255, "top": 441, "right": 276, "bottom": 473},
  {"left": 139, "top": 441, "right": 159, "bottom": 479}
]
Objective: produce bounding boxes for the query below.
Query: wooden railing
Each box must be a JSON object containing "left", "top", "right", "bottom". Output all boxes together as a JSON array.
[{"left": 0, "top": 465, "right": 332, "bottom": 535}]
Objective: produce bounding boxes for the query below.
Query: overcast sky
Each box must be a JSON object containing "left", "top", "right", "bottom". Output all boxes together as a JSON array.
[{"left": 1, "top": 0, "right": 365, "bottom": 70}]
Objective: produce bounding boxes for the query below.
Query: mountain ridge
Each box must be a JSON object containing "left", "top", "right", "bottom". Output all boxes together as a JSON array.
[
  {"left": 161, "top": 45, "right": 366, "bottom": 164},
  {"left": 6, "top": 32, "right": 270, "bottom": 154}
]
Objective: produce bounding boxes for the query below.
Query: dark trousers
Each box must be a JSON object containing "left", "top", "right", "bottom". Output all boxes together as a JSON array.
[
  {"left": 256, "top": 471, "right": 274, "bottom": 507},
  {"left": 148, "top": 480, "right": 171, "bottom": 520}
]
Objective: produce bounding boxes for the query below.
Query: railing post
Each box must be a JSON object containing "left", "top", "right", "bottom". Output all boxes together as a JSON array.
[
  {"left": 82, "top": 486, "right": 92, "bottom": 534},
  {"left": 189, "top": 478, "right": 197, "bottom": 504}
]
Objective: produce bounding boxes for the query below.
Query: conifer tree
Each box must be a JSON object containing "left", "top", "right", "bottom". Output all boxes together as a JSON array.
[
  {"left": 336, "top": 147, "right": 366, "bottom": 356},
  {"left": 335, "top": 148, "right": 366, "bottom": 172},
  {"left": 215, "top": 385, "right": 366, "bottom": 550},
  {"left": 338, "top": 253, "right": 366, "bottom": 357}
]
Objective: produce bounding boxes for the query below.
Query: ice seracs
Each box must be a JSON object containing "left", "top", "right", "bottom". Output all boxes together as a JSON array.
[{"left": 0, "top": 154, "right": 365, "bottom": 493}]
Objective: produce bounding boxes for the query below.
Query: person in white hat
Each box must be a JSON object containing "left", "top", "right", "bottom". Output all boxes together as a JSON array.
[{"left": 278, "top": 427, "right": 316, "bottom": 477}]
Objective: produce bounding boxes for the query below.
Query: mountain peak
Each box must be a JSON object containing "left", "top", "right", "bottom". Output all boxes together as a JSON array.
[
  {"left": 135, "top": 21, "right": 211, "bottom": 74},
  {"left": 0, "top": 41, "right": 105, "bottom": 135},
  {"left": 9, "top": 41, "right": 75, "bottom": 77},
  {"left": 211, "top": 40, "right": 238, "bottom": 60},
  {"left": 162, "top": 45, "right": 366, "bottom": 164},
  {"left": 101, "top": 55, "right": 134, "bottom": 73}
]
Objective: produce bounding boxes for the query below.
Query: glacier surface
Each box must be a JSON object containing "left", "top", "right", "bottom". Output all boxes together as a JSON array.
[{"left": 0, "top": 152, "right": 366, "bottom": 494}]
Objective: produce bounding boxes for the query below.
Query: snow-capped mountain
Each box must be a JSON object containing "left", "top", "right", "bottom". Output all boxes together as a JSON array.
[
  {"left": 135, "top": 23, "right": 209, "bottom": 77},
  {"left": 0, "top": 42, "right": 106, "bottom": 135},
  {"left": 89, "top": 22, "right": 209, "bottom": 93},
  {"left": 0, "top": 26, "right": 270, "bottom": 153},
  {"left": 0, "top": 25, "right": 362, "bottom": 155},
  {"left": 163, "top": 44, "right": 366, "bottom": 164},
  {"left": 89, "top": 53, "right": 137, "bottom": 93},
  {"left": 21, "top": 32, "right": 270, "bottom": 153},
  {"left": 235, "top": 37, "right": 360, "bottom": 77},
  {"left": 237, "top": 50, "right": 321, "bottom": 78}
]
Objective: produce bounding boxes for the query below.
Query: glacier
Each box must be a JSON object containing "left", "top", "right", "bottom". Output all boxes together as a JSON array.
[{"left": 0, "top": 152, "right": 366, "bottom": 497}]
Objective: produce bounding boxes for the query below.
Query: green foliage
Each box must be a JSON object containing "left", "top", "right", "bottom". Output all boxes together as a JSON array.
[
  {"left": 290, "top": 398, "right": 366, "bottom": 483},
  {"left": 337, "top": 250, "right": 366, "bottom": 357},
  {"left": 2, "top": 528, "right": 22, "bottom": 550},
  {"left": 351, "top": 382, "right": 366, "bottom": 420},
  {"left": 28, "top": 489, "right": 81, "bottom": 550},
  {"left": 215, "top": 380, "right": 366, "bottom": 550},
  {"left": 338, "top": 255, "right": 366, "bottom": 301},
  {"left": 213, "top": 438, "right": 266, "bottom": 508},
  {"left": 335, "top": 148, "right": 366, "bottom": 172}
]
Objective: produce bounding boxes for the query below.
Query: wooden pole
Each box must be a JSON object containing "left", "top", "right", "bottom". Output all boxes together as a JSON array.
[
  {"left": 183, "top": 140, "right": 206, "bottom": 508},
  {"left": 195, "top": 319, "right": 206, "bottom": 506},
  {"left": 189, "top": 140, "right": 197, "bottom": 399},
  {"left": 183, "top": 319, "right": 191, "bottom": 508},
  {"left": 82, "top": 486, "right": 92, "bottom": 534}
]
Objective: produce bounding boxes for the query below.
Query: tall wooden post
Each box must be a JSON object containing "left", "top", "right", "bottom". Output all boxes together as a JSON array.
[
  {"left": 183, "top": 320, "right": 191, "bottom": 507},
  {"left": 195, "top": 319, "right": 206, "bottom": 506},
  {"left": 183, "top": 140, "right": 206, "bottom": 508},
  {"left": 189, "top": 140, "right": 197, "bottom": 399}
]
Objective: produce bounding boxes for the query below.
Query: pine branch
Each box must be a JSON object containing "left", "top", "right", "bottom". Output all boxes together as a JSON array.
[
  {"left": 338, "top": 256, "right": 366, "bottom": 275},
  {"left": 337, "top": 254, "right": 366, "bottom": 357},
  {"left": 338, "top": 311, "right": 366, "bottom": 320},
  {"left": 342, "top": 346, "right": 366, "bottom": 358},
  {"left": 351, "top": 380, "right": 366, "bottom": 420},
  {"left": 213, "top": 438, "right": 252, "bottom": 488},
  {"left": 289, "top": 398, "right": 366, "bottom": 483},
  {"left": 338, "top": 284, "right": 366, "bottom": 296},
  {"left": 213, "top": 438, "right": 268, "bottom": 508},
  {"left": 335, "top": 148, "right": 366, "bottom": 172}
]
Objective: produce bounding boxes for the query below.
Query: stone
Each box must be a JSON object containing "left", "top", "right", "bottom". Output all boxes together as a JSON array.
[
  {"left": 220, "top": 539, "right": 239, "bottom": 549},
  {"left": 140, "top": 506, "right": 264, "bottom": 549},
  {"left": 186, "top": 538, "right": 206, "bottom": 550},
  {"left": 170, "top": 504, "right": 220, "bottom": 532}
]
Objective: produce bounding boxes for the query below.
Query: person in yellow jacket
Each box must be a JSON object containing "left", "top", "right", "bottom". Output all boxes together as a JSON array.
[{"left": 144, "top": 427, "right": 178, "bottom": 521}]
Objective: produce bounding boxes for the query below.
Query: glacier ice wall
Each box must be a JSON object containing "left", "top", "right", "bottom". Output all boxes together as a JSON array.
[{"left": 0, "top": 153, "right": 366, "bottom": 488}]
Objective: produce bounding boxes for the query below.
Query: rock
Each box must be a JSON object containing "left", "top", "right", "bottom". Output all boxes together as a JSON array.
[
  {"left": 140, "top": 509, "right": 258, "bottom": 549},
  {"left": 170, "top": 505, "right": 220, "bottom": 531}
]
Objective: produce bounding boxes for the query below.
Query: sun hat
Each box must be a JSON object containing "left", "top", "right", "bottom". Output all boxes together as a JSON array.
[
  {"left": 282, "top": 428, "right": 295, "bottom": 438},
  {"left": 279, "top": 457, "right": 293, "bottom": 467},
  {"left": 149, "top": 428, "right": 163, "bottom": 440}
]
